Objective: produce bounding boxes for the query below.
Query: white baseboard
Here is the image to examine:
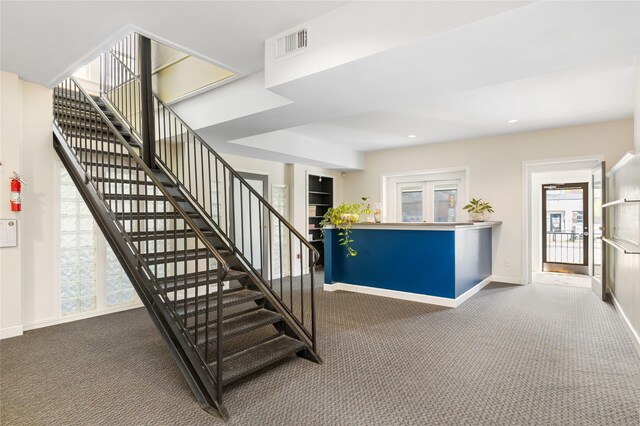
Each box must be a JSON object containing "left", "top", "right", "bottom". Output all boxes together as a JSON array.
[
  {"left": 492, "top": 275, "right": 524, "bottom": 285},
  {"left": 0, "top": 325, "right": 23, "bottom": 339},
  {"left": 323, "top": 276, "right": 493, "bottom": 308},
  {"left": 611, "top": 292, "right": 640, "bottom": 355},
  {"left": 0, "top": 325, "right": 23, "bottom": 340},
  {"left": 23, "top": 302, "right": 143, "bottom": 332},
  {"left": 455, "top": 276, "right": 493, "bottom": 305}
]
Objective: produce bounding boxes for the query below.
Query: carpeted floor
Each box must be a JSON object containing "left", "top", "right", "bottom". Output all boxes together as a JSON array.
[{"left": 1, "top": 280, "right": 639, "bottom": 425}]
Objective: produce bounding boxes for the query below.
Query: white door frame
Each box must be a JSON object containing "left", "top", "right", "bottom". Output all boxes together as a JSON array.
[{"left": 522, "top": 155, "right": 603, "bottom": 285}]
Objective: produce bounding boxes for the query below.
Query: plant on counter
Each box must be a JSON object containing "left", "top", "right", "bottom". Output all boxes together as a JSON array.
[
  {"left": 462, "top": 198, "right": 494, "bottom": 222},
  {"left": 320, "top": 197, "right": 370, "bottom": 257}
]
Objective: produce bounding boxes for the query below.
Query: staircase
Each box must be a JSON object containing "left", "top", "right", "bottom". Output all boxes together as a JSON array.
[{"left": 52, "top": 34, "right": 320, "bottom": 420}]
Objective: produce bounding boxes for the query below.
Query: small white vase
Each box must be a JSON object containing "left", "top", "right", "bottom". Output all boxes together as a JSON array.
[
  {"left": 469, "top": 212, "right": 484, "bottom": 222},
  {"left": 340, "top": 213, "right": 359, "bottom": 222}
]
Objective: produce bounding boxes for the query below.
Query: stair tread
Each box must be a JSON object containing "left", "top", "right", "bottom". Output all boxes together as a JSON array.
[
  {"left": 73, "top": 147, "right": 135, "bottom": 157},
  {"left": 128, "top": 228, "right": 215, "bottom": 241},
  {"left": 94, "top": 177, "right": 153, "bottom": 185},
  {"left": 113, "top": 211, "right": 201, "bottom": 220},
  {"left": 83, "top": 160, "right": 141, "bottom": 170},
  {"left": 157, "top": 269, "right": 246, "bottom": 292},
  {"left": 143, "top": 248, "right": 229, "bottom": 264},
  {"left": 103, "top": 193, "right": 182, "bottom": 201},
  {"left": 193, "top": 309, "right": 282, "bottom": 344},
  {"left": 213, "top": 335, "right": 304, "bottom": 385},
  {"left": 175, "top": 288, "right": 264, "bottom": 317}
]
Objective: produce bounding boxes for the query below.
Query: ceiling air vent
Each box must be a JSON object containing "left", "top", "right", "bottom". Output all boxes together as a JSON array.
[{"left": 276, "top": 29, "right": 308, "bottom": 59}]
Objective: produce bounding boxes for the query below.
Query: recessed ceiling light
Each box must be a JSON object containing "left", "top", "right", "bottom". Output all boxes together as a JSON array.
[
  {"left": 507, "top": 119, "right": 519, "bottom": 124},
  {"left": 407, "top": 134, "right": 417, "bottom": 138}
]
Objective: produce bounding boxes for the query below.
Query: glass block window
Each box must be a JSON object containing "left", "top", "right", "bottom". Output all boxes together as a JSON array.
[
  {"left": 105, "top": 246, "right": 135, "bottom": 306},
  {"left": 59, "top": 168, "right": 96, "bottom": 315}
]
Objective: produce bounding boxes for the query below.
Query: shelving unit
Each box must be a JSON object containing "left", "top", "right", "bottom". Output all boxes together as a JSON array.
[
  {"left": 602, "top": 198, "right": 640, "bottom": 254},
  {"left": 308, "top": 174, "right": 334, "bottom": 267}
]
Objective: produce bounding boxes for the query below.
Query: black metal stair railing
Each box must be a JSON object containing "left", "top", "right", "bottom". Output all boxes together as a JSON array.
[
  {"left": 52, "top": 77, "right": 230, "bottom": 411},
  {"left": 101, "top": 33, "right": 320, "bottom": 353}
]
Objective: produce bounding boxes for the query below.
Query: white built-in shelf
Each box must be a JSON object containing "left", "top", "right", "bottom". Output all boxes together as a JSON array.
[
  {"left": 603, "top": 237, "right": 640, "bottom": 254},
  {"left": 309, "top": 239, "right": 323, "bottom": 243},
  {"left": 309, "top": 203, "right": 331, "bottom": 206},
  {"left": 309, "top": 191, "right": 331, "bottom": 195},
  {"left": 602, "top": 198, "right": 640, "bottom": 208}
]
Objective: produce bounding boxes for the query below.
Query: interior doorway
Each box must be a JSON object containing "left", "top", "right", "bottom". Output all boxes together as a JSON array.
[
  {"left": 525, "top": 157, "right": 607, "bottom": 298},
  {"left": 528, "top": 167, "right": 594, "bottom": 288}
]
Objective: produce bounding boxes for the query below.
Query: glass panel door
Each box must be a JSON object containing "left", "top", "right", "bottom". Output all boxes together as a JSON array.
[
  {"left": 431, "top": 183, "right": 458, "bottom": 223},
  {"left": 398, "top": 184, "right": 425, "bottom": 223},
  {"left": 542, "top": 182, "right": 589, "bottom": 274}
]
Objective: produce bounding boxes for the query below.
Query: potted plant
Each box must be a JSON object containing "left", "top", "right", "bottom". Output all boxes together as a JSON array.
[
  {"left": 463, "top": 198, "right": 494, "bottom": 222},
  {"left": 320, "top": 197, "right": 369, "bottom": 257}
]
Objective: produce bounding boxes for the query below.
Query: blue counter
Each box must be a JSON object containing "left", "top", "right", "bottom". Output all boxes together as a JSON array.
[{"left": 323, "top": 222, "right": 500, "bottom": 307}]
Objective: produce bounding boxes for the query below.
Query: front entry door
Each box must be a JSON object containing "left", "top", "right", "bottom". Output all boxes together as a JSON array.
[
  {"left": 542, "top": 182, "right": 589, "bottom": 274},
  {"left": 591, "top": 161, "right": 607, "bottom": 300}
]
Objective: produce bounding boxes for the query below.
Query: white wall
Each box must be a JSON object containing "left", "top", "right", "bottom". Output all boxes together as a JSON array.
[
  {"left": 0, "top": 71, "right": 24, "bottom": 338},
  {"left": 0, "top": 72, "right": 60, "bottom": 337},
  {"left": 343, "top": 119, "right": 634, "bottom": 283},
  {"left": 19, "top": 79, "right": 58, "bottom": 327},
  {"left": 635, "top": 59, "right": 640, "bottom": 153}
]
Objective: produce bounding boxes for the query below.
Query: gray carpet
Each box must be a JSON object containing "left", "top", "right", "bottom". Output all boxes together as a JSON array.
[{"left": 1, "top": 279, "right": 639, "bottom": 425}]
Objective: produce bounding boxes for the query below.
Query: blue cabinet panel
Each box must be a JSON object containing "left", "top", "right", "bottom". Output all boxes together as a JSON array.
[{"left": 325, "top": 229, "right": 456, "bottom": 298}]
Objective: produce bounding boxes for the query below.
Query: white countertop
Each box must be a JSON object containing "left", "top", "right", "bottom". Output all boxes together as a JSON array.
[{"left": 323, "top": 221, "right": 502, "bottom": 231}]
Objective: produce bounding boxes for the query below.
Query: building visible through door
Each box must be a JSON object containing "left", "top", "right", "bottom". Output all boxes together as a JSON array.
[{"left": 542, "top": 182, "right": 589, "bottom": 274}]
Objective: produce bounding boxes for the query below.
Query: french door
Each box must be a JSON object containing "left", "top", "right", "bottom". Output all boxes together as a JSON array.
[{"left": 542, "top": 182, "right": 589, "bottom": 274}]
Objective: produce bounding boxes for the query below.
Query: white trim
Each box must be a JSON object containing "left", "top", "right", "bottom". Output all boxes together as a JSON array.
[
  {"left": 491, "top": 275, "right": 524, "bottom": 285},
  {"left": 0, "top": 325, "right": 23, "bottom": 340},
  {"left": 130, "top": 25, "right": 243, "bottom": 77},
  {"left": 611, "top": 292, "right": 640, "bottom": 355},
  {"left": 323, "top": 276, "right": 493, "bottom": 308},
  {"left": 166, "top": 74, "right": 241, "bottom": 106},
  {"left": 23, "top": 302, "right": 143, "bottom": 332},
  {"left": 522, "top": 155, "right": 603, "bottom": 285},
  {"left": 46, "top": 25, "right": 133, "bottom": 88},
  {"left": 608, "top": 151, "right": 636, "bottom": 175}
]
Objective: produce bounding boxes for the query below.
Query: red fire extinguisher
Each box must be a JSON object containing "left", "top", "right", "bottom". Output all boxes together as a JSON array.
[{"left": 10, "top": 172, "right": 24, "bottom": 212}]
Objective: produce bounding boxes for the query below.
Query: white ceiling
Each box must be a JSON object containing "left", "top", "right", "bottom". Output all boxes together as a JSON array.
[
  {"left": 1, "top": 1, "right": 638, "bottom": 170},
  {"left": 0, "top": 1, "right": 344, "bottom": 86}
]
